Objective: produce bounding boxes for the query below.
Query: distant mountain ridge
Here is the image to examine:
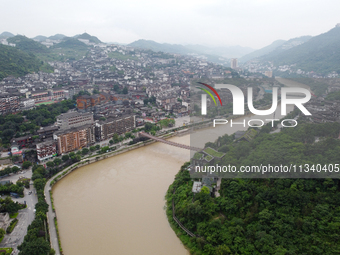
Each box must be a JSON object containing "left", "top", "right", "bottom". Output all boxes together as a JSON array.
[
  {"left": 7, "top": 35, "right": 49, "bottom": 54},
  {"left": 262, "top": 27, "right": 340, "bottom": 74},
  {"left": 0, "top": 32, "right": 14, "bottom": 39},
  {"left": 259, "top": 35, "right": 312, "bottom": 61},
  {"left": 54, "top": 37, "right": 89, "bottom": 50},
  {"left": 1, "top": 31, "right": 102, "bottom": 44},
  {"left": 33, "top": 35, "right": 48, "bottom": 42},
  {"left": 48, "top": 34, "right": 66, "bottom": 40},
  {"left": 128, "top": 39, "right": 254, "bottom": 59},
  {"left": 185, "top": 44, "right": 254, "bottom": 58},
  {"left": 73, "top": 33, "right": 102, "bottom": 43},
  {"left": 240, "top": 36, "right": 312, "bottom": 63},
  {"left": 129, "top": 39, "right": 192, "bottom": 55},
  {"left": 240, "top": 40, "right": 286, "bottom": 62}
]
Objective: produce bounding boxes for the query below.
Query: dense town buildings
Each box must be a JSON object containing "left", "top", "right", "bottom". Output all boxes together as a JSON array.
[
  {"left": 0, "top": 37, "right": 338, "bottom": 160},
  {"left": 0, "top": 95, "right": 19, "bottom": 115},
  {"left": 0, "top": 42, "right": 231, "bottom": 116}
]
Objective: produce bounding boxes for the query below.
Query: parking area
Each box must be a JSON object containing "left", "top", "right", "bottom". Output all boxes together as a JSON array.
[{"left": 0, "top": 168, "right": 37, "bottom": 254}]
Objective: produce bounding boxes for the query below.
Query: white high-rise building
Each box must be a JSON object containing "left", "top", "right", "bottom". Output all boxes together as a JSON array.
[{"left": 231, "top": 58, "right": 238, "bottom": 69}]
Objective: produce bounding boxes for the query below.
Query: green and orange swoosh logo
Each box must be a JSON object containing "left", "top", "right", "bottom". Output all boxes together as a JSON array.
[{"left": 197, "top": 82, "right": 223, "bottom": 106}]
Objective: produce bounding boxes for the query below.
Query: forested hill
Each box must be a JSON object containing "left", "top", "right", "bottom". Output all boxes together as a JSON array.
[
  {"left": 262, "top": 27, "right": 340, "bottom": 74},
  {"left": 166, "top": 122, "right": 340, "bottom": 255},
  {"left": 54, "top": 37, "right": 88, "bottom": 50},
  {"left": 0, "top": 44, "right": 48, "bottom": 80},
  {"left": 7, "top": 35, "right": 49, "bottom": 54},
  {"left": 74, "top": 33, "right": 102, "bottom": 43},
  {"left": 240, "top": 39, "right": 286, "bottom": 62}
]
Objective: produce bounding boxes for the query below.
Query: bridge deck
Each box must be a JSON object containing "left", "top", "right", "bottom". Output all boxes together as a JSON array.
[{"left": 140, "top": 132, "right": 202, "bottom": 151}]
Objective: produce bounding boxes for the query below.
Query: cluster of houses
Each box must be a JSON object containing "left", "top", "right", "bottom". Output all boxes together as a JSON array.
[
  {"left": 243, "top": 60, "right": 340, "bottom": 79},
  {"left": 305, "top": 97, "right": 340, "bottom": 123},
  {"left": 0, "top": 42, "right": 235, "bottom": 117},
  {"left": 11, "top": 110, "right": 136, "bottom": 162}
]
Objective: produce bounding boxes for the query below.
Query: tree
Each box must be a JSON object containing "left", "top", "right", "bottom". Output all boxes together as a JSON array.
[
  {"left": 71, "top": 155, "right": 81, "bottom": 163},
  {"left": 82, "top": 148, "right": 89, "bottom": 155},
  {"left": 11, "top": 155, "right": 20, "bottom": 162},
  {"left": 53, "top": 158, "right": 61, "bottom": 166},
  {"left": 113, "top": 84, "right": 119, "bottom": 92},
  {"left": 0, "top": 228, "right": 5, "bottom": 240},
  {"left": 200, "top": 186, "right": 210, "bottom": 194},
  {"left": 113, "top": 134, "right": 119, "bottom": 143},
  {"left": 22, "top": 161, "right": 32, "bottom": 169},
  {"left": 11, "top": 166, "right": 20, "bottom": 173},
  {"left": 122, "top": 87, "right": 128, "bottom": 94},
  {"left": 61, "top": 155, "right": 69, "bottom": 162},
  {"left": 109, "top": 140, "right": 114, "bottom": 145},
  {"left": 46, "top": 162, "right": 54, "bottom": 168},
  {"left": 144, "top": 122, "right": 154, "bottom": 132},
  {"left": 18, "top": 237, "right": 51, "bottom": 255},
  {"left": 33, "top": 179, "right": 45, "bottom": 191},
  {"left": 95, "top": 145, "right": 100, "bottom": 150},
  {"left": 90, "top": 146, "right": 96, "bottom": 152},
  {"left": 100, "top": 146, "right": 110, "bottom": 154}
]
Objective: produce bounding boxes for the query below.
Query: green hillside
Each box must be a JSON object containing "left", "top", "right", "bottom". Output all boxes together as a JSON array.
[
  {"left": 240, "top": 40, "right": 286, "bottom": 62},
  {"left": 33, "top": 35, "right": 48, "bottom": 42},
  {"left": 0, "top": 31, "right": 14, "bottom": 39},
  {"left": 260, "top": 36, "right": 312, "bottom": 60},
  {"left": 54, "top": 37, "right": 89, "bottom": 50},
  {"left": 0, "top": 44, "right": 49, "bottom": 80},
  {"left": 7, "top": 35, "right": 49, "bottom": 54},
  {"left": 264, "top": 27, "right": 340, "bottom": 74},
  {"left": 48, "top": 34, "right": 66, "bottom": 40},
  {"left": 38, "top": 38, "right": 90, "bottom": 61},
  {"left": 129, "top": 39, "right": 191, "bottom": 55},
  {"left": 166, "top": 122, "right": 340, "bottom": 255},
  {"left": 75, "top": 33, "right": 101, "bottom": 43},
  {"left": 128, "top": 39, "right": 233, "bottom": 64}
]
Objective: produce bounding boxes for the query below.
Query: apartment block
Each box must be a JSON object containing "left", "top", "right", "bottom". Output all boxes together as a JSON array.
[
  {"left": 54, "top": 124, "right": 95, "bottom": 154},
  {"left": 231, "top": 58, "right": 238, "bottom": 69},
  {"left": 56, "top": 112, "right": 94, "bottom": 130},
  {"left": 36, "top": 139, "right": 57, "bottom": 162},
  {"left": 20, "top": 98, "right": 35, "bottom": 111},
  {"left": 95, "top": 115, "right": 135, "bottom": 141}
]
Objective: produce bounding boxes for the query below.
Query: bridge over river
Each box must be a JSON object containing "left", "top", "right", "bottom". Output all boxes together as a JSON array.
[{"left": 139, "top": 132, "right": 202, "bottom": 151}]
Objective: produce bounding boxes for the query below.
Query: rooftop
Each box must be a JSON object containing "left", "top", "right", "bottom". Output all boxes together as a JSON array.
[{"left": 57, "top": 111, "right": 93, "bottom": 120}]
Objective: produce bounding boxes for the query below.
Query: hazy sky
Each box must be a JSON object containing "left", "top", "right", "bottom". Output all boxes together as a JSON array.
[{"left": 1, "top": 0, "right": 340, "bottom": 49}]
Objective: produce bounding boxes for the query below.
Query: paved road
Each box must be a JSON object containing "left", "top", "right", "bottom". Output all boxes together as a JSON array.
[
  {"left": 256, "top": 86, "right": 265, "bottom": 101},
  {"left": 44, "top": 178, "right": 60, "bottom": 255}
]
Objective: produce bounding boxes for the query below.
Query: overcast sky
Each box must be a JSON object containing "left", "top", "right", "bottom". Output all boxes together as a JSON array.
[{"left": 1, "top": 0, "right": 340, "bottom": 49}]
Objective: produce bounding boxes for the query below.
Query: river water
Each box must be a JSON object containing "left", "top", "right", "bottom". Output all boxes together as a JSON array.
[
  {"left": 53, "top": 79, "right": 303, "bottom": 255},
  {"left": 53, "top": 135, "right": 192, "bottom": 255}
]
